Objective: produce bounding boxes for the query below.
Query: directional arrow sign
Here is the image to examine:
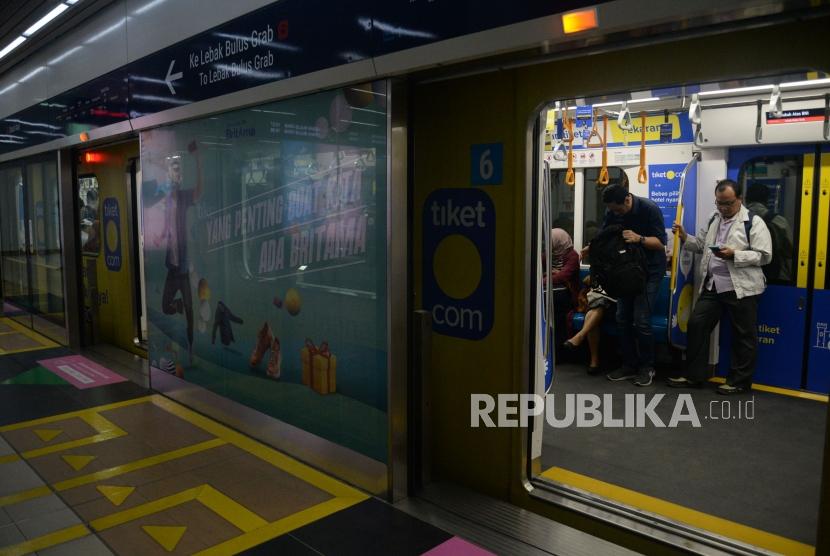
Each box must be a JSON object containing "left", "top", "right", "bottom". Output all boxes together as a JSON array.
[{"left": 165, "top": 60, "right": 183, "bottom": 95}]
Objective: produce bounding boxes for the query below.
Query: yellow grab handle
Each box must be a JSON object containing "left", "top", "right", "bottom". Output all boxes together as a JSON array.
[
  {"left": 565, "top": 112, "right": 576, "bottom": 187},
  {"left": 638, "top": 112, "right": 647, "bottom": 184},
  {"left": 598, "top": 114, "right": 609, "bottom": 185},
  {"left": 586, "top": 109, "right": 604, "bottom": 148}
]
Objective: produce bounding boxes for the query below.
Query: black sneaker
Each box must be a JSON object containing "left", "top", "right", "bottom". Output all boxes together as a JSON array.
[
  {"left": 633, "top": 368, "right": 655, "bottom": 387},
  {"left": 607, "top": 366, "right": 636, "bottom": 381},
  {"left": 717, "top": 383, "right": 746, "bottom": 395},
  {"left": 666, "top": 377, "right": 700, "bottom": 388}
]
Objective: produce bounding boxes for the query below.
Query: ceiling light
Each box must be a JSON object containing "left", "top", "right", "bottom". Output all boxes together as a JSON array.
[
  {"left": 698, "top": 85, "right": 774, "bottom": 97},
  {"left": 562, "top": 9, "right": 598, "bottom": 34},
  {"left": 23, "top": 4, "right": 69, "bottom": 37},
  {"left": 0, "top": 36, "right": 27, "bottom": 61}
]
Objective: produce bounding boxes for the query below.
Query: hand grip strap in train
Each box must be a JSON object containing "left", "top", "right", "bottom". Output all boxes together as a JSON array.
[
  {"left": 637, "top": 112, "right": 647, "bottom": 184},
  {"left": 586, "top": 108, "right": 604, "bottom": 148},
  {"left": 598, "top": 114, "right": 609, "bottom": 185},
  {"left": 565, "top": 112, "right": 575, "bottom": 186}
]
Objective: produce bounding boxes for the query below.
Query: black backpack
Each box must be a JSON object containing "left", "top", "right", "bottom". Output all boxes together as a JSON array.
[{"left": 589, "top": 225, "right": 648, "bottom": 298}]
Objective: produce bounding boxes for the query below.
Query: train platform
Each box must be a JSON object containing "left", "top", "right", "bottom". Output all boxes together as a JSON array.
[{"left": 0, "top": 323, "right": 487, "bottom": 556}]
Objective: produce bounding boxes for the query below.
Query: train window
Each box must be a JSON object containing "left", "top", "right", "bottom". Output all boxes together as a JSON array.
[
  {"left": 549, "top": 169, "right": 575, "bottom": 240},
  {"left": 737, "top": 156, "right": 798, "bottom": 286},
  {"left": 582, "top": 166, "right": 626, "bottom": 264}
]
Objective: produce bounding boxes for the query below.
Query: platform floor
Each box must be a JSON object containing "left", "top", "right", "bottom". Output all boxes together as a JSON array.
[
  {"left": 0, "top": 328, "right": 490, "bottom": 556},
  {"left": 541, "top": 363, "right": 827, "bottom": 554}
]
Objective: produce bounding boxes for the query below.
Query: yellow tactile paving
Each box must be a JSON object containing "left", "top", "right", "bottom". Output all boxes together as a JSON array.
[
  {"left": 0, "top": 394, "right": 368, "bottom": 556},
  {"left": 0, "top": 318, "right": 59, "bottom": 354},
  {"left": 542, "top": 466, "right": 815, "bottom": 556}
]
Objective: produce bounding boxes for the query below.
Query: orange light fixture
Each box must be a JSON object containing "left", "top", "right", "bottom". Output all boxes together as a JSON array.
[
  {"left": 562, "top": 8, "right": 598, "bottom": 34},
  {"left": 83, "top": 151, "right": 104, "bottom": 163}
]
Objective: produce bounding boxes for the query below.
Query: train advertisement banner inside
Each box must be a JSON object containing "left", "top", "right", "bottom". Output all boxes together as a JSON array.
[
  {"left": 669, "top": 164, "right": 697, "bottom": 348},
  {"left": 140, "top": 82, "right": 389, "bottom": 463}
]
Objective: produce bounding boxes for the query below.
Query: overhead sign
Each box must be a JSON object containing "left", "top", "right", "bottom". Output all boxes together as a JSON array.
[
  {"left": 766, "top": 108, "right": 825, "bottom": 124},
  {"left": 1, "top": 0, "right": 607, "bottom": 156}
]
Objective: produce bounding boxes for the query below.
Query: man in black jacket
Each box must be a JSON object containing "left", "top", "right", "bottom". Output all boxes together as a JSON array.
[{"left": 583, "top": 182, "right": 667, "bottom": 386}]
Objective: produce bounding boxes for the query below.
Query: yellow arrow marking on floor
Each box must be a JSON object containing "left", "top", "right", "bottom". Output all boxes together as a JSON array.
[
  {"left": 97, "top": 485, "right": 135, "bottom": 506},
  {"left": 34, "top": 428, "right": 63, "bottom": 442},
  {"left": 62, "top": 454, "right": 96, "bottom": 471},
  {"left": 142, "top": 525, "right": 186, "bottom": 552}
]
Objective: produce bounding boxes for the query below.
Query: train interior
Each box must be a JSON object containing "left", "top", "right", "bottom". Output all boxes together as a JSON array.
[{"left": 530, "top": 73, "right": 830, "bottom": 554}]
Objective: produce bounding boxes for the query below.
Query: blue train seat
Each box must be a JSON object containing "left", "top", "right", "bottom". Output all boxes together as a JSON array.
[{"left": 570, "top": 271, "right": 671, "bottom": 344}]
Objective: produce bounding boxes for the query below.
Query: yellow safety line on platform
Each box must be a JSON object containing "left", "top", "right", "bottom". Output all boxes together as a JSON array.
[
  {"left": 195, "top": 497, "right": 359, "bottom": 556},
  {"left": 89, "top": 484, "right": 269, "bottom": 535},
  {"left": 542, "top": 466, "right": 815, "bottom": 556},
  {"left": 0, "top": 485, "right": 51, "bottom": 508},
  {"left": 0, "top": 454, "right": 20, "bottom": 465},
  {"left": 197, "top": 485, "right": 268, "bottom": 532},
  {"left": 0, "top": 524, "right": 90, "bottom": 556},
  {"left": 52, "top": 438, "right": 226, "bottom": 492},
  {"left": 0, "top": 395, "right": 368, "bottom": 555},
  {"left": 0, "top": 318, "right": 59, "bottom": 354},
  {"left": 151, "top": 395, "right": 368, "bottom": 501},
  {"left": 707, "top": 377, "right": 828, "bottom": 403},
  {"left": 21, "top": 413, "right": 127, "bottom": 460},
  {"left": 0, "top": 396, "right": 153, "bottom": 432}
]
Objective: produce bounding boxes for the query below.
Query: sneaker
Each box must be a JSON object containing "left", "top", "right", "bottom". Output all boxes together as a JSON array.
[
  {"left": 717, "top": 383, "right": 746, "bottom": 395},
  {"left": 607, "top": 366, "right": 637, "bottom": 381},
  {"left": 633, "top": 368, "right": 655, "bottom": 387},
  {"left": 587, "top": 365, "right": 602, "bottom": 376},
  {"left": 249, "top": 322, "right": 273, "bottom": 367},
  {"left": 666, "top": 377, "right": 700, "bottom": 388},
  {"left": 267, "top": 337, "right": 282, "bottom": 379}
]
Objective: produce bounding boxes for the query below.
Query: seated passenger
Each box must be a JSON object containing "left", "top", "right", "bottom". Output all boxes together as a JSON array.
[
  {"left": 546, "top": 228, "right": 579, "bottom": 353},
  {"left": 564, "top": 278, "right": 616, "bottom": 375}
]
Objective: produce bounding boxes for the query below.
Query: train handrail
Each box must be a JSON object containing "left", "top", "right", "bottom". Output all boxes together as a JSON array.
[{"left": 637, "top": 112, "right": 648, "bottom": 183}]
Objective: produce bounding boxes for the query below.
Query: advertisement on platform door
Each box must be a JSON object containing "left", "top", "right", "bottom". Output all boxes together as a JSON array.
[{"left": 140, "top": 83, "right": 389, "bottom": 462}]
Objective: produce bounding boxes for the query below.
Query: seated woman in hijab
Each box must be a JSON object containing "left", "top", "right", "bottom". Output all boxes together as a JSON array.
[{"left": 546, "top": 229, "right": 580, "bottom": 352}]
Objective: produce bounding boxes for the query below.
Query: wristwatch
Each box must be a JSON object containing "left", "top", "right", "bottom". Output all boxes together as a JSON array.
[{"left": 639, "top": 235, "right": 645, "bottom": 244}]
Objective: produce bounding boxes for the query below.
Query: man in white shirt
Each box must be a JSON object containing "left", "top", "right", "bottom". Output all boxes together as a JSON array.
[{"left": 668, "top": 179, "right": 772, "bottom": 394}]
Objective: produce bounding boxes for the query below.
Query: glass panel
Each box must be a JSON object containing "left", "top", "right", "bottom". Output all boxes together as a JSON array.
[
  {"left": 582, "top": 166, "right": 627, "bottom": 264},
  {"left": 738, "top": 156, "right": 799, "bottom": 286},
  {"left": 26, "top": 159, "right": 66, "bottom": 342},
  {"left": 141, "top": 82, "right": 389, "bottom": 462},
  {"left": 550, "top": 169, "right": 574, "bottom": 240},
  {"left": 79, "top": 175, "right": 101, "bottom": 256},
  {"left": 0, "top": 165, "right": 30, "bottom": 325}
]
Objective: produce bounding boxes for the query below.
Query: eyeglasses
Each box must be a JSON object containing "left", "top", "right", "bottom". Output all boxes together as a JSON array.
[{"left": 716, "top": 199, "right": 737, "bottom": 207}]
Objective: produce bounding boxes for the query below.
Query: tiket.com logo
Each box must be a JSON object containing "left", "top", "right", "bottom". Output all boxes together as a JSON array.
[
  {"left": 471, "top": 394, "right": 756, "bottom": 428},
  {"left": 422, "top": 189, "right": 495, "bottom": 339}
]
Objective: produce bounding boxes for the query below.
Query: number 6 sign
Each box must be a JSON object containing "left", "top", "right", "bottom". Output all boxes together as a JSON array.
[{"left": 470, "top": 143, "right": 503, "bottom": 185}]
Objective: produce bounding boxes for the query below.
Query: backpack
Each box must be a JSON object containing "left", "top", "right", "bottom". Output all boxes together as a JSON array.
[
  {"left": 589, "top": 225, "right": 648, "bottom": 298},
  {"left": 707, "top": 209, "right": 781, "bottom": 280}
]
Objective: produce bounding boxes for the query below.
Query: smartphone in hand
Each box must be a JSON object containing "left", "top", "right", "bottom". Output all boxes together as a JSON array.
[{"left": 708, "top": 245, "right": 722, "bottom": 253}]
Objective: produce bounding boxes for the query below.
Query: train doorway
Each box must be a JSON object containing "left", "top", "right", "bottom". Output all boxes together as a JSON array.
[
  {"left": 77, "top": 140, "right": 146, "bottom": 356},
  {"left": 530, "top": 76, "right": 829, "bottom": 554}
]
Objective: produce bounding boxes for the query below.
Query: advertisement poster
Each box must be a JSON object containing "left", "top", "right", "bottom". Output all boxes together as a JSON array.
[
  {"left": 649, "top": 163, "right": 686, "bottom": 228},
  {"left": 141, "top": 83, "right": 388, "bottom": 462}
]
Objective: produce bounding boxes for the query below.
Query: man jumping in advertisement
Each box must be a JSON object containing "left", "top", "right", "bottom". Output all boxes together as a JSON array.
[{"left": 160, "top": 142, "right": 203, "bottom": 365}]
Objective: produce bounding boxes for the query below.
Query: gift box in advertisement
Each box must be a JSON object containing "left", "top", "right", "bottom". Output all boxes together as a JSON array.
[{"left": 301, "top": 339, "right": 336, "bottom": 394}]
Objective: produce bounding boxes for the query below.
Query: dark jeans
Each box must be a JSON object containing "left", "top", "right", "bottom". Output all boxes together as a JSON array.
[
  {"left": 686, "top": 288, "right": 758, "bottom": 388},
  {"left": 616, "top": 273, "right": 661, "bottom": 371},
  {"left": 162, "top": 269, "right": 193, "bottom": 348}
]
